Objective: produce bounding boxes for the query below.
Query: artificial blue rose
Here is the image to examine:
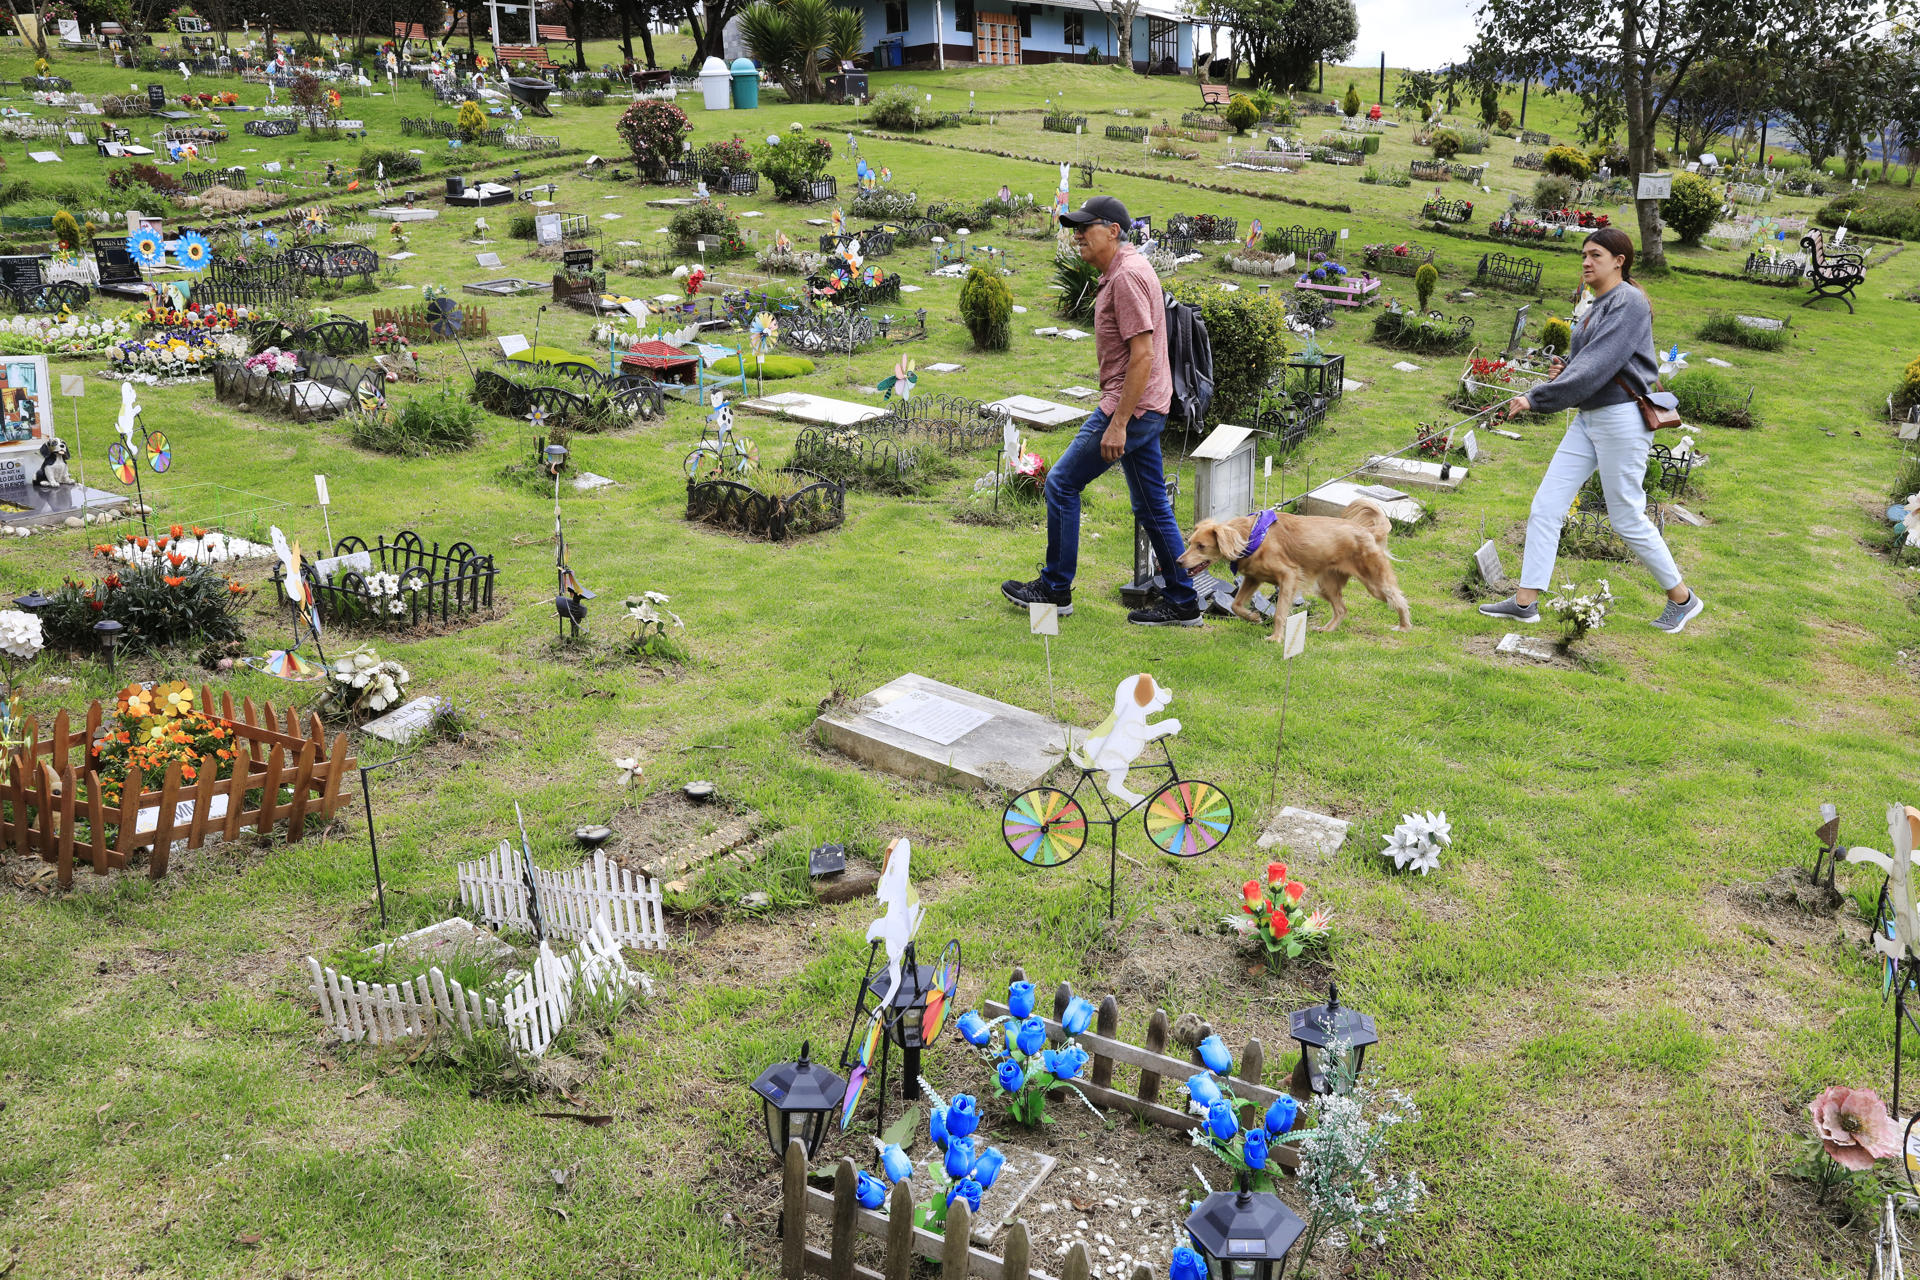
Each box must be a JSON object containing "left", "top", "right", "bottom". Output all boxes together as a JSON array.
[
  {"left": 946, "top": 1094, "right": 980, "bottom": 1140},
  {"left": 944, "top": 1135, "right": 975, "bottom": 1180},
  {"left": 855, "top": 1170, "right": 888, "bottom": 1209},
  {"left": 1197, "top": 1034, "right": 1232, "bottom": 1075},
  {"left": 1265, "top": 1094, "right": 1299, "bottom": 1136},
  {"left": 1061, "top": 995, "right": 1095, "bottom": 1036},
  {"left": 1186, "top": 1071, "right": 1223, "bottom": 1109},
  {"left": 1206, "top": 1097, "right": 1238, "bottom": 1142},
  {"left": 881, "top": 1143, "right": 914, "bottom": 1184},
  {"left": 1242, "top": 1127, "right": 1268, "bottom": 1170},
  {"left": 971, "top": 1145, "right": 1005, "bottom": 1191},
  {"left": 1007, "top": 980, "right": 1036, "bottom": 1019},
  {"left": 947, "top": 1176, "right": 984, "bottom": 1212},
  {"left": 1041, "top": 1048, "right": 1067, "bottom": 1080},
  {"left": 1015, "top": 1015, "right": 1048, "bottom": 1056},
  {"left": 929, "top": 1105, "right": 949, "bottom": 1149},
  {"left": 996, "top": 1057, "right": 1025, "bottom": 1094},
  {"left": 957, "top": 1009, "right": 993, "bottom": 1047},
  {"left": 1062, "top": 1045, "right": 1089, "bottom": 1078},
  {"left": 1169, "top": 1246, "right": 1208, "bottom": 1280}
]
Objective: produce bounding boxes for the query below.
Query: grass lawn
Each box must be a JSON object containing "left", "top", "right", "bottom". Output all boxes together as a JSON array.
[{"left": 0, "top": 44, "right": 1917, "bottom": 1280}]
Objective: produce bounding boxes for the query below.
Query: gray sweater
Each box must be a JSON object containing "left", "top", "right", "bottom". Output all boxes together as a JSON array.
[{"left": 1526, "top": 283, "right": 1659, "bottom": 415}]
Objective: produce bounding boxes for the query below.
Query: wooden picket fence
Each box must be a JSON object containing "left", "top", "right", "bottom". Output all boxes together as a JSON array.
[
  {"left": 456, "top": 845, "right": 669, "bottom": 950},
  {"left": 783, "top": 1142, "right": 1150, "bottom": 1280},
  {"left": 304, "top": 913, "right": 642, "bottom": 1056},
  {"left": 2, "top": 690, "right": 356, "bottom": 888},
  {"left": 982, "top": 966, "right": 1306, "bottom": 1172}
]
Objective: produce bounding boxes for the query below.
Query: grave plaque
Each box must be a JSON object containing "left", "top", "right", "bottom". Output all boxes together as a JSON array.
[
  {"left": 815, "top": 672, "right": 1066, "bottom": 791},
  {"left": 0, "top": 256, "right": 44, "bottom": 291},
  {"left": 562, "top": 247, "right": 594, "bottom": 271},
  {"left": 534, "top": 213, "right": 562, "bottom": 246},
  {"left": 360, "top": 695, "right": 441, "bottom": 745},
  {"left": 1474, "top": 539, "right": 1506, "bottom": 586},
  {"left": 147, "top": 83, "right": 166, "bottom": 109},
  {"left": 474, "top": 251, "right": 502, "bottom": 268},
  {"left": 1463, "top": 429, "right": 1479, "bottom": 462},
  {"left": 863, "top": 690, "right": 994, "bottom": 746},
  {"left": 0, "top": 456, "right": 32, "bottom": 506}
]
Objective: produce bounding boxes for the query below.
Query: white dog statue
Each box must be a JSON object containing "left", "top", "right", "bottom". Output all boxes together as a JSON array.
[
  {"left": 1073, "top": 674, "right": 1181, "bottom": 807},
  {"left": 865, "top": 836, "right": 924, "bottom": 1011}
]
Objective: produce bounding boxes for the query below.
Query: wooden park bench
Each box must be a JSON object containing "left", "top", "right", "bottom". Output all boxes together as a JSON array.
[
  {"left": 1199, "top": 82, "right": 1230, "bottom": 108},
  {"left": 494, "top": 44, "right": 557, "bottom": 71},
  {"left": 1799, "top": 229, "right": 1865, "bottom": 313},
  {"left": 1475, "top": 251, "right": 1543, "bottom": 294}
]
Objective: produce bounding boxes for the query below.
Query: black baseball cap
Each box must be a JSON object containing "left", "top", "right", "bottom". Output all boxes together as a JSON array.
[{"left": 1060, "top": 195, "right": 1131, "bottom": 229}]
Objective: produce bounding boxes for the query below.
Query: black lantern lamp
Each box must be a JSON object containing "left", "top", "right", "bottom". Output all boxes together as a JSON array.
[
  {"left": 1288, "top": 981, "right": 1377, "bottom": 1097},
  {"left": 865, "top": 949, "right": 937, "bottom": 1100},
  {"left": 11, "top": 590, "right": 51, "bottom": 614},
  {"left": 92, "top": 618, "right": 124, "bottom": 674},
  {"left": 1184, "top": 1184, "right": 1305, "bottom": 1280},
  {"left": 543, "top": 441, "right": 568, "bottom": 478},
  {"left": 750, "top": 1040, "right": 846, "bottom": 1161}
]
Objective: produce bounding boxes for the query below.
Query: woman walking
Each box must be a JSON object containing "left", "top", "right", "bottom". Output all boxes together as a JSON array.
[{"left": 1478, "top": 228, "right": 1704, "bottom": 634}]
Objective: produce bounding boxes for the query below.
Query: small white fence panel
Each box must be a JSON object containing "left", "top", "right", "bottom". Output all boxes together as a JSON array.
[{"left": 456, "top": 845, "right": 669, "bottom": 950}]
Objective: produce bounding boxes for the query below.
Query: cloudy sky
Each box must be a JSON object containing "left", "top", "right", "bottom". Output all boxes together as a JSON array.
[{"left": 1356, "top": 0, "right": 1477, "bottom": 69}]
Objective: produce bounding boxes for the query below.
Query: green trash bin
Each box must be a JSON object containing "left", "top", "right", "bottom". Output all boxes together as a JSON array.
[{"left": 730, "top": 58, "right": 759, "bottom": 110}]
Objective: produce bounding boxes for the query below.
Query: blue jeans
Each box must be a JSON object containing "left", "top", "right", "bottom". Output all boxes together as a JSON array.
[
  {"left": 1520, "top": 401, "right": 1683, "bottom": 592},
  {"left": 1040, "top": 408, "right": 1197, "bottom": 611}
]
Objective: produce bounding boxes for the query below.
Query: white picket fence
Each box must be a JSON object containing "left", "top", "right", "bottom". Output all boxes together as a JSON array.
[
  {"left": 303, "top": 912, "right": 647, "bottom": 1057},
  {"left": 456, "top": 845, "right": 669, "bottom": 951}
]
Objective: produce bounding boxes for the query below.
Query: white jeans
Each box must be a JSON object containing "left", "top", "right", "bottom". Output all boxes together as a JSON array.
[{"left": 1520, "top": 401, "right": 1683, "bottom": 592}]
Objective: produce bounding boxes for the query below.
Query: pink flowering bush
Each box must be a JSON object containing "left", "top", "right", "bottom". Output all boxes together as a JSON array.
[{"left": 243, "top": 347, "right": 298, "bottom": 378}]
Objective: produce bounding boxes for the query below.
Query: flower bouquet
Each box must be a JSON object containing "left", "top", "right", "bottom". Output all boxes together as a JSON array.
[
  {"left": 623, "top": 591, "right": 686, "bottom": 660},
  {"left": 242, "top": 346, "right": 299, "bottom": 378},
  {"left": 1182, "top": 1036, "right": 1300, "bottom": 1193},
  {"left": 108, "top": 330, "right": 247, "bottom": 380},
  {"left": 1005, "top": 450, "right": 1048, "bottom": 500},
  {"left": 1379, "top": 810, "right": 1450, "bottom": 875},
  {"left": 954, "top": 979, "right": 1103, "bottom": 1128},
  {"left": 1544, "top": 578, "right": 1612, "bottom": 649},
  {"left": 861, "top": 1084, "right": 1010, "bottom": 1233},
  {"left": 1235, "top": 861, "right": 1333, "bottom": 968},
  {"left": 93, "top": 680, "right": 240, "bottom": 808},
  {"left": 317, "top": 646, "right": 412, "bottom": 717}
]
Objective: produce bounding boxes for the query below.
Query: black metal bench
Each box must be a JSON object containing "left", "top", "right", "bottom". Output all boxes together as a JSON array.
[
  {"left": 1475, "top": 252, "right": 1543, "bottom": 293},
  {"left": 1799, "top": 230, "right": 1864, "bottom": 313}
]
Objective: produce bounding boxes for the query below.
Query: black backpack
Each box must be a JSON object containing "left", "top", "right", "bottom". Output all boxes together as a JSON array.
[{"left": 1162, "top": 290, "right": 1214, "bottom": 428}]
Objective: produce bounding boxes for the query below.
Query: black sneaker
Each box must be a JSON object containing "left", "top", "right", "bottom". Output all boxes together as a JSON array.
[
  {"left": 1127, "top": 600, "right": 1203, "bottom": 627},
  {"left": 1001, "top": 576, "right": 1073, "bottom": 616}
]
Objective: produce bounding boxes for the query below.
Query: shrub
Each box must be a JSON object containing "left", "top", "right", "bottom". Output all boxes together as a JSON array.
[
  {"left": 1053, "top": 251, "right": 1100, "bottom": 320},
  {"left": 869, "top": 85, "right": 920, "bottom": 130},
  {"left": 1342, "top": 83, "right": 1361, "bottom": 118},
  {"left": 1372, "top": 308, "right": 1475, "bottom": 354},
  {"left": 1224, "top": 93, "right": 1258, "bottom": 134},
  {"left": 50, "top": 209, "right": 81, "bottom": 250},
  {"left": 358, "top": 148, "right": 422, "bottom": 179},
  {"left": 290, "top": 71, "right": 323, "bottom": 110},
  {"left": 958, "top": 265, "right": 1012, "bottom": 351},
  {"left": 850, "top": 187, "right": 919, "bottom": 220},
  {"left": 354, "top": 385, "right": 483, "bottom": 455},
  {"left": 1541, "top": 145, "right": 1592, "bottom": 179},
  {"left": 1660, "top": 172, "right": 1719, "bottom": 245},
  {"left": 1540, "top": 316, "right": 1571, "bottom": 356},
  {"left": 1166, "top": 279, "right": 1288, "bottom": 422},
  {"left": 1430, "top": 129, "right": 1463, "bottom": 160},
  {"left": 1696, "top": 312, "right": 1790, "bottom": 353},
  {"left": 668, "top": 202, "right": 741, "bottom": 242},
  {"left": 107, "top": 162, "right": 185, "bottom": 197},
  {"left": 1531, "top": 174, "right": 1573, "bottom": 211},
  {"left": 757, "top": 134, "right": 834, "bottom": 199},
  {"left": 508, "top": 209, "right": 535, "bottom": 240},
  {"left": 1670, "top": 368, "right": 1756, "bottom": 429},
  {"left": 616, "top": 98, "right": 692, "bottom": 175},
  {"left": 41, "top": 562, "right": 247, "bottom": 655},
  {"left": 1414, "top": 261, "right": 1438, "bottom": 311},
  {"left": 1497, "top": 108, "right": 1514, "bottom": 130},
  {"left": 1816, "top": 190, "right": 1920, "bottom": 242},
  {"left": 1480, "top": 84, "right": 1499, "bottom": 127},
  {"left": 455, "top": 100, "right": 488, "bottom": 140},
  {"left": 1896, "top": 353, "right": 1920, "bottom": 412}
]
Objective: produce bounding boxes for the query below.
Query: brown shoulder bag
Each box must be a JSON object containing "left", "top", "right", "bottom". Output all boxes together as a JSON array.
[{"left": 1613, "top": 375, "right": 1682, "bottom": 431}]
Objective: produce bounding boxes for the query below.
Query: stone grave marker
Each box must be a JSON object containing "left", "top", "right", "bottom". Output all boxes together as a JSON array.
[
  {"left": 1299, "top": 479, "right": 1425, "bottom": 526},
  {"left": 1257, "top": 806, "right": 1351, "bottom": 859},
  {"left": 1474, "top": 539, "right": 1506, "bottom": 587},
  {"left": 815, "top": 672, "right": 1066, "bottom": 791},
  {"left": 738, "top": 390, "right": 886, "bottom": 426},
  {"left": 1358, "top": 454, "right": 1467, "bottom": 493},
  {"left": 989, "top": 395, "right": 1084, "bottom": 429},
  {"left": 1392, "top": 361, "right": 1421, "bottom": 372},
  {"left": 1058, "top": 385, "right": 1098, "bottom": 399},
  {"left": 475, "top": 251, "right": 502, "bottom": 268},
  {"left": 361, "top": 695, "right": 441, "bottom": 745},
  {"left": 1668, "top": 504, "right": 1706, "bottom": 526},
  {"left": 573, "top": 472, "right": 615, "bottom": 491},
  {"left": 1496, "top": 632, "right": 1558, "bottom": 662}
]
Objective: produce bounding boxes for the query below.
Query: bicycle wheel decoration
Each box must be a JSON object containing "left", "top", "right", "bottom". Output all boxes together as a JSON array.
[
  {"left": 107, "top": 441, "right": 136, "bottom": 484},
  {"left": 919, "top": 939, "right": 961, "bottom": 1045},
  {"left": 1003, "top": 787, "right": 1088, "bottom": 867},
  {"left": 683, "top": 446, "right": 722, "bottom": 479},
  {"left": 1143, "top": 779, "right": 1235, "bottom": 857},
  {"left": 839, "top": 1007, "right": 885, "bottom": 1132},
  {"left": 145, "top": 431, "right": 171, "bottom": 473},
  {"left": 730, "top": 436, "right": 758, "bottom": 474}
]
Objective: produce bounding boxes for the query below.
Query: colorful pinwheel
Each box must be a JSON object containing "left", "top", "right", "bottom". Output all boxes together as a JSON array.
[
  {"left": 175, "top": 230, "right": 211, "bottom": 272},
  {"left": 263, "top": 230, "right": 281, "bottom": 249},
  {"left": 1246, "top": 218, "right": 1264, "bottom": 246},
  {"left": 126, "top": 230, "right": 163, "bottom": 268},
  {"left": 831, "top": 206, "right": 844, "bottom": 235},
  {"left": 876, "top": 354, "right": 918, "bottom": 403},
  {"left": 749, "top": 311, "right": 777, "bottom": 357}
]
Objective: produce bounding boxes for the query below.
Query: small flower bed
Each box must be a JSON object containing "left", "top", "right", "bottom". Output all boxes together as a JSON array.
[
  {"left": 1305, "top": 261, "right": 1349, "bottom": 284},
  {"left": 41, "top": 560, "right": 249, "bottom": 654},
  {"left": 95, "top": 526, "right": 274, "bottom": 569},
  {"left": 863, "top": 1084, "right": 1010, "bottom": 1234},
  {"left": 94, "top": 681, "right": 240, "bottom": 809},
  {"left": 955, "top": 978, "right": 1102, "bottom": 1128},
  {"left": 108, "top": 330, "right": 248, "bottom": 379},
  {"left": 0, "top": 314, "right": 132, "bottom": 356},
  {"left": 623, "top": 591, "right": 687, "bottom": 662}
]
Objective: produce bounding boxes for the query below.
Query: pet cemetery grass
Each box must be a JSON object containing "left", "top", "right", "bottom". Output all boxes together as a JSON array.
[{"left": 0, "top": 32, "right": 1916, "bottom": 1280}]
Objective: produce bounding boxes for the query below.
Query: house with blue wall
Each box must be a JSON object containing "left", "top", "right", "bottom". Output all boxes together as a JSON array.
[{"left": 851, "top": 0, "right": 1195, "bottom": 73}]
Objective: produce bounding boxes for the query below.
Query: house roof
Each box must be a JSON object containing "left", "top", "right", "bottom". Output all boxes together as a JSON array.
[{"left": 621, "top": 340, "right": 696, "bottom": 368}]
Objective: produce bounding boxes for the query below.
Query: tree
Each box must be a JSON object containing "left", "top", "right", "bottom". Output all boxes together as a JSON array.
[
  {"left": 1659, "top": 51, "right": 1771, "bottom": 160},
  {"left": 1086, "top": 0, "right": 1143, "bottom": 69},
  {"left": 1479, "top": 81, "right": 1499, "bottom": 127},
  {"left": 1469, "top": 0, "right": 1878, "bottom": 272},
  {"left": 1196, "top": 0, "right": 1355, "bottom": 91},
  {"left": 1772, "top": 39, "right": 1885, "bottom": 174},
  {"left": 739, "top": 0, "right": 853, "bottom": 102},
  {"left": 1342, "top": 81, "right": 1359, "bottom": 116},
  {"left": 1392, "top": 67, "right": 1442, "bottom": 117}
]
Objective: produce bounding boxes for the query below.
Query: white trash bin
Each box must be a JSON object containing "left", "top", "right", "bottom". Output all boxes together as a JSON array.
[{"left": 697, "top": 56, "right": 732, "bottom": 110}]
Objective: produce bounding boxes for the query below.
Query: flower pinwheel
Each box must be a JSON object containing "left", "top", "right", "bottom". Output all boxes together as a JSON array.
[
  {"left": 175, "top": 230, "right": 211, "bottom": 272},
  {"left": 876, "top": 354, "right": 917, "bottom": 403},
  {"left": 127, "top": 230, "right": 163, "bottom": 269},
  {"left": 263, "top": 230, "right": 281, "bottom": 249},
  {"left": 749, "top": 311, "right": 777, "bottom": 358},
  {"left": 613, "top": 755, "right": 642, "bottom": 787}
]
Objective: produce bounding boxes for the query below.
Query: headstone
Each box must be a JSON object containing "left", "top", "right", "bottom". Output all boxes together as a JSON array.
[
  {"left": 1474, "top": 539, "right": 1506, "bottom": 586},
  {"left": 497, "top": 333, "right": 530, "bottom": 356},
  {"left": 475, "top": 251, "right": 502, "bottom": 268},
  {"left": 988, "top": 395, "right": 1084, "bottom": 429},
  {"left": 1391, "top": 361, "right": 1421, "bottom": 372},
  {"left": 147, "top": 83, "right": 166, "bottom": 109},
  {"left": 924, "top": 362, "right": 963, "bottom": 373},
  {"left": 737, "top": 391, "right": 886, "bottom": 426},
  {"left": 562, "top": 246, "right": 594, "bottom": 272},
  {"left": 1256, "top": 806, "right": 1350, "bottom": 859},
  {"left": 534, "top": 214, "right": 562, "bottom": 245},
  {"left": 29, "top": 152, "right": 61, "bottom": 163},
  {"left": 1495, "top": 632, "right": 1558, "bottom": 662},
  {"left": 572, "top": 471, "right": 615, "bottom": 491},
  {"left": 1706, "top": 357, "right": 1733, "bottom": 368},
  {"left": 815, "top": 672, "right": 1067, "bottom": 791},
  {"left": 1358, "top": 455, "right": 1466, "bottom": 493},
  {"left": 0, "top": 257, "right": 45, "bottom": 291},
  {"left": 1299, "top": 479, "right": 1425, "bottom": 527},
  {"left": 364, "top": 916, "right": 516, "bottom": 968},
  {"left": 1462, "top": 430, "right": 1479, "bottom": 462},
  {"left": 360, "top": 695, "right": 441, "bottom": 745},
  {"left": 1668, "top": 504, "right": 1706, "bottom": 526}
]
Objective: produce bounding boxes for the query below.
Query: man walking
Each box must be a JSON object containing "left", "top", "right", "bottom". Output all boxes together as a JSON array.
[{"left": 1000, "top": 196, "right": 1201, "bottom": 627}]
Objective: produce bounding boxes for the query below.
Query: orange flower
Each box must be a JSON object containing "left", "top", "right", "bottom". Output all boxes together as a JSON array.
[
  {"left": 168, "top": 552, "right": 185, "bottom": 568},
  {"left": 227, "top": 582, "right": 247, "bottom": 595},
  {"left": 135, "top": 536, "right": 149, "bottom": 549},
  {"left": 93, "top": 543, "right": 112, "bottom": 556},
  {"left": 193, "top": 526, "right": 207, "bottom": 537},
  {"left": 164, "top": 575, "right": 185, "bottom": 587},
  {"left": 156, "top": 536, "right": 170, "bottom": 549},
  {"left": 89, "top": 600, "right": 104, "bottom": 611},
  {"left": 170, "top": 524, "right": 183, "bottom": 539},
  {"left": 216, "top": 748, "right": 230, "bottom": 760}
]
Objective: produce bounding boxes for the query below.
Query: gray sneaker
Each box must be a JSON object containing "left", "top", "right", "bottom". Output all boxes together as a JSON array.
[
  {"left": 1651, "top": 591, "right": 1704, "bottom": 633},
  {"left": 1478, "top": 595, "right": 1539, "bottom": 623}
]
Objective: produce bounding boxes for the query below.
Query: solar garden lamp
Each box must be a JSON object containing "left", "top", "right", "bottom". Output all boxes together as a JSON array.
[
  {"left": 92, "top": 618, "right": 124, "bottom": 674},
  {"left": 930, "top": 235, "right": 944, "bottom": 271},
  {"left": 750, "top": 1040, "right": 847, "bottom": 1162},
  {"left": 1182, "top": 1185, "right": 1305, "bottom": 1280},
  {"left": 1287, "top": 981, "right": 1377, "bottom": 1098},
  {"left": 544, "top": 441, "right": 568, "bottom": 479},
  {"left": 11, "top": 590, "right": 51, "bottom": 615},
  {"left": 865, "top": 948, "right": 938, "bottom": 1100}
]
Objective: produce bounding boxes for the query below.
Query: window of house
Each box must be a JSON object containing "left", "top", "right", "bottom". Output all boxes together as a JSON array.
[
  {"left": 1063, "top": 11, "right": 1082, "bottom": 44},
  {"left": 885, "top": 2, "right": 909, "bottom": 34},
  {"left": 1017, "top": 7, "right": 1031, "bottom": 37},
  {"left": 955, "top": 0, "right": 973, "bottom": 32}
]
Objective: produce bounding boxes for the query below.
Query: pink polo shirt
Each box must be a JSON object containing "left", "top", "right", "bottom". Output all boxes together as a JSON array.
[{"left": 1094, "top": 242, "right": 1171, "bottom": 421}]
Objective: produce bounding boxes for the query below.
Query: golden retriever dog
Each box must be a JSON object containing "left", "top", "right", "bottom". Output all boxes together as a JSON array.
[{"left": 1176, "top": 498, "right": 1412, "bottom": 638}]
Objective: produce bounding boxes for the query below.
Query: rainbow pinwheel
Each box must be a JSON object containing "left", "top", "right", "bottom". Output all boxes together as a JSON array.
[
  {"left": 176, "top": 230, "right": 211, "bottom": 272},
  {"left": 831, "top": 206, "right": 844, "bottom": 235},
  {"left": 840, "top": 1008, "right": 885, "bottom": 1131},
  {"left": 126, "top": 230, "right": 163, "bottom": 268},
  {"left": 1246, "top": 218, "right": 1264, "bottom": 246},
  {"left": 876, "top": 354, "right": 917, "bottom": 403},
  {"left": 749, "top": 311, "right": 777, "bottom": 357}
]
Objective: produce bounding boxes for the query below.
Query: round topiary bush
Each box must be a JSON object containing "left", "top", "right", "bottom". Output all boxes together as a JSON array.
[
  {"left": 616, "top": 98, "right": 692, "bottom": 176},
  {"left": 1414, "top": 262, "right": 1438, "bottom": 311},
  {"left": 455, "top": 100, "right": 487, "bottom": 140},
  {"left": 1541, "top": 145, "right": 1592, "bottom": 180},
  {"left": 50, "top": 209, "right": 81, "bottom": 251},
  {"left": 1660, "top": 171, "right": 1719, "bottom": 245},
  {"left": 1430, "top": 129, "right": 1463, "bottom": 160},
  {"left": 1541, "top": 316, "right": 1572, "bottom": 356},
  {"left": 1343, "top": 83, "right": 1361, "bottom": 118},
  {"left": 1224, "top": 93, "right": 1258, "bottom": 135},
  {"left": 1897, "top": 353, "right": 1920, "bottom": 412},
  {"left": 958, "top": 265, "right": 1012, "bottom": 351}
]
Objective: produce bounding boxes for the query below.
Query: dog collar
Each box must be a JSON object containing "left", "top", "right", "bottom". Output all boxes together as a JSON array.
[{"left": 1231, "top": 510, "right": 1278, "bottom": 574}]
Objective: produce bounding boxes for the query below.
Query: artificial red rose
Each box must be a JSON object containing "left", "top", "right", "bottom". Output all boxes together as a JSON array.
[{"left": 1266, "top": 861, "right": 1288, "bottom": 885}]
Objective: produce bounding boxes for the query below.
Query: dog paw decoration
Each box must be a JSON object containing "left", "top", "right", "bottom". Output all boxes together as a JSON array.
[{"left": 1002, "top": 675, "right": 1234, "bottom": 918}]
